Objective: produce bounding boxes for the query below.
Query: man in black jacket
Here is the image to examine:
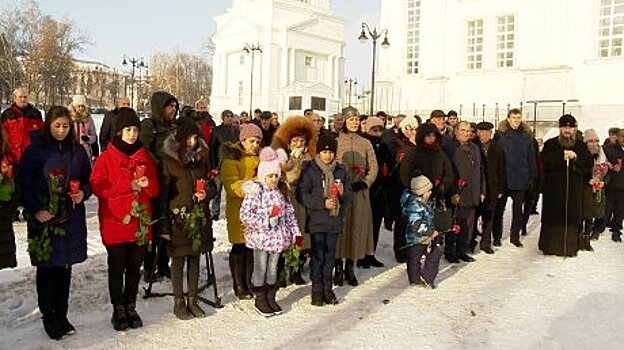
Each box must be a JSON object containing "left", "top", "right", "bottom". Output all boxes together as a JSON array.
[
  {"left": 253, "top": 111, "right": 277, "bottom": 148},
  {"left": 472, "top": 122, "right": 505, "bottom": 254},
  {"left": 600, "top": 128, "right": 624, "bottom": 242},
  {"left": 99, "top": 97, "right": 131, "bottom": 151},
  {"left": 209, "top": 110, "right": 239, "bottom": 221}
]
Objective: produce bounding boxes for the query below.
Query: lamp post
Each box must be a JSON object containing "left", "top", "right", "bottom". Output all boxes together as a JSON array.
[
  {"left": 344, "top": 78, "right": 357, "bottom": 107},
  {"left": 358, "top": 22, "right": 390, "bottom": 115},
  {"left": 243, "top": 43, "right": 262, "bottom": 116},
  {"left": 122, "top": 55, "right": 148, "bottom": 108}
]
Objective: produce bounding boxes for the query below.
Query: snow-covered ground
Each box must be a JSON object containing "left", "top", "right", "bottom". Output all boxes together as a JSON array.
[{"left": 1, "top": 197, "right": 624, "bottom": 350}]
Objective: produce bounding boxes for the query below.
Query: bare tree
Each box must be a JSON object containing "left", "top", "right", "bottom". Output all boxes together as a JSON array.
[{"left": 149, "top": 52, "right": 212, "bottom": 106}]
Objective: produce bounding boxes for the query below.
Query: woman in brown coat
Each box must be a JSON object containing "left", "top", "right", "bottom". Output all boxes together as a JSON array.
[
  {"left": 271, "top": 116, "right": 317, "bottom": 285},
  {"left": 334, "top": 107, "right": 378, "bottom": 286},
  {"left": 162, "top": 116, "right": 216, "bottom": 319}
]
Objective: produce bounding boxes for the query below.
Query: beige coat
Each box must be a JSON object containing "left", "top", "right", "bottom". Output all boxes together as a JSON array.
[{"left": 335, "top": 132, "right": 378, "bottom": 260}]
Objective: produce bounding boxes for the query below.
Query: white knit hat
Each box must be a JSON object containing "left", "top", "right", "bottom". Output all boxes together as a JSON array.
[
  {"left": 400, "top": 115, "right": 420, "bottom": 131},
  {"left": 72, "top": 94, "right": 87, "bottom": 107}
]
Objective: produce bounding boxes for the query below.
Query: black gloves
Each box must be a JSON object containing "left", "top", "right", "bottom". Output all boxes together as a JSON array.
[
  {"left": 81, "top": 135, "right": 90, "bottom": 142},
  {"left": 351, "top": 181, "right": 368, "bottom": 192}
]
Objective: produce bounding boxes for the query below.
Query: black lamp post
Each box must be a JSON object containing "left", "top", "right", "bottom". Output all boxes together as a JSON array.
[
  {"left": 358, "top": 22, "right": 390, "bottom": 115},
  {"left": 122, "top": 55, "right": 148, "bottom": 108},
  {"left": 344, "top": 78, "right": 357, "bottom": 107},
  {"left": 243, "top": 43, "right": 262, "bottom": 116}
]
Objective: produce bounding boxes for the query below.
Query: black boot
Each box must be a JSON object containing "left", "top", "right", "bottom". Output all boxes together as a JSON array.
[
  {"left": 591, "top": 231, "right": 600, "bottom": 241},
  {"left": 581, "top": 235, "right": 594, "bottom": 252},
  {"left": 366, "top": 255, "right": 384, "bottom": 268},
  {"left": 230, "top": 250, "right": 253, "bottom": 300},
  {"left": 344, "top": 259, "right": 359, "bottom": 287},
  {"left": 187, "top": 256, "right": 206, "bottom": 318},
  {"left": 243, "top": 248, "right": 255, "bottom": 296},
  {"left": 613, "top": 232, "right": 623, "bottom": 242},
  {"left": 252, "top": 285, "right": 274, "bottom": 316},
  {"left": 43, "top": 316, "right": 65, "bottom": 340},
  {"left": 173, "top": 297, "right": 191, "bottom": 320},
  {"left": 265, "top": 284, "right": 282, "bottom": 315},
  {"left": 333, "top": 259, "right": 344, "bottom": 286},
  {"left": 111, "top": 305, "right": 129, "bottom": 331},
  {"left": 323, "top": 289, "right": 339, "bottom": 305},
  {"left": 356, "top": 258, "right": 370, "bottom": 269},
  {"left": 291, "top": 268, "right": 306, "bottom": 285},
  {"left": 311, "top": 290, "right": 324, "bottom": 307},
  {"left": 124, "top": 303, "right": 142, "bottom": 328}
]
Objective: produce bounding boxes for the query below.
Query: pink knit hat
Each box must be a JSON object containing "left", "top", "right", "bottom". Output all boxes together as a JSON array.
[
  {"left": 239, "top": 123, "right": 263, "bottom": 142},
  {"left": 257, "top": 147, "right": 288, "bottom": 182}
]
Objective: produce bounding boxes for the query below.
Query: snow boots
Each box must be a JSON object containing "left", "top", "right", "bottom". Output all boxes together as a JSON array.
[
  {"left": 252, "top": 285, "right": 274, "bottom": 316},
  {"left": 323, "top": 289, "right": 339, "bottom": 305},
  {"left": 311, "top": 291, "right": 324, "bottom": 306},
  {"left": 579, "top": 234, "right": 594, "bottom": 252},
  {"left": 333, "top": 259, "right": 344, "bottom": 286},
  {"left": 265, "top": 284, "right": 283, "bottom": 315},
  {"left": 344, "top": 259, "right": 359, "bottom": 287},
  {"left": 187, "top": 259, "right": 206, "bottom": 318}
]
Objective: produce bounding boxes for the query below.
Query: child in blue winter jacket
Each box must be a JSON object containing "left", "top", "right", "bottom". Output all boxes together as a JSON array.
[
  {"left": 240, "top": 147, "right": 301, "bottom": 316},
  {"left": 400, "top": 175, "right": 441, "bottom": 288}
]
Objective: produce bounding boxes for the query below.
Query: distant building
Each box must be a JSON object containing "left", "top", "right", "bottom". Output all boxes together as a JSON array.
[
  {"left": 377, "top": 0, "right": 624, "bottom": 132},
  {"left": 211, "top": 0, "right": 346, "bottom": 120}
]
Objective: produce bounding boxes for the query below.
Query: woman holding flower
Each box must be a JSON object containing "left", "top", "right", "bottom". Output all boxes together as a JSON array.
[
  {"left": 581, "top": 129, "right": 608, "bottom": 250},
  {"left": 334, "top": 107, "right": 378, "bottom": 287},
  {"left": 90, "top": 108, "right": 159, "bottom": 331},
  {"left": 20, "top": 106, "right": 92, "bottom": 340},
  {"left": 0, "top": 121, "right": 17, "bottom": 270},
  {"left": 161, "top": 116, "right": 216, "bottom": 320}
]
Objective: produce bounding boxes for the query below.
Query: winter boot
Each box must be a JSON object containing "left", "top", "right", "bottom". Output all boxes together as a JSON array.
[
  {"left": 173, "top": 297, "right": 192, "bottom": 320},
  {"left": 333, "top": 259, "right": 344, "bottom": 286},
  {"left": 311, "top": 290, "right": 324, "bottom": 307},
  {"left": 583, "top": 235, "right": 594, "bottom": 252},
  {"left": 366, "top": 255, "right": 384, "bottom": 268},
  {"left": 43, "top": 316, "right": 65, "bottom": 340},
  {"left": 187, "top": 257, "right": 206, "bottom": 318},
  {"left": 344, "top": 259, "right": 359, "bottom": 287},
  {"left": 613, "top": 232, "right": 622, "bottom": 243},
  {"left": 291, "top": 268, "right": 307, "bottom": 285},
  {"left": 591, "top": 231, "right": 600, "bottom": 241},
  {"left": 252, "top": 285, "right": 274, "bottom": 316},
  {"left": 111, "top": 305, "right": 129, "bottom": 331},
  {"left": 244, "top": 248, "right": 255, "bottom": 294},
  {"left": 125, "top": 303, "right": 143, "bottom": 328},
  {"left": 356, "top": 258, "right": 371, "bottom": 269},
  {"left": 265, "top": 284, "right": 283, "bottom": 315},
  {"left": 323, "top": 289, "right": 339, "bottom": 305},
  {"left": 230, "top": 250, "right": 253, "bottom": 300}
]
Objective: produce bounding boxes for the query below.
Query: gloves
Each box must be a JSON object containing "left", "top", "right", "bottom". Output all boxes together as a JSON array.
[
  {"left": 81, "top": 135, "right": 90, "bottom": 142},
  {"left": 351, "top": 181, "right": 368, "bottom": 192}
]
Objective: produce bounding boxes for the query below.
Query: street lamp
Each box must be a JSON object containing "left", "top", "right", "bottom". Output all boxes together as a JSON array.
[
  {"left": 344, "top": 78, "right": 357, "bottom": 107},
  {"left": 358, "top": 22, "right": 390, "bottom": 115},
  {"left": 122, "top": 54, "right": 148, "bottom": 108},
  {"left": 243, "top": 43, "right": 262, "bottom": 116}
]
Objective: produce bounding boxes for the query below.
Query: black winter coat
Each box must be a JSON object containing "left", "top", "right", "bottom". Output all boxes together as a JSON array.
[
  {"left": 209, "top": 123, "right": 239, "bottom": 169},
  {"left": 475, "top": 139, "right": 505, "bottom": 210},
  {"left": 442, "top": 139, "right": 485, "bottom": 208},
  {"left": 99, "top": 108, "right": 119, "bottom": 152},
  {"left": 604, "top": 143, "right": 624, "bottom": 190},
  {"left": 494, "top": 121, "right": 536, "bottom": 191},
  {"left": 296, "top": 160, "right": 353, "bottom": 234}
]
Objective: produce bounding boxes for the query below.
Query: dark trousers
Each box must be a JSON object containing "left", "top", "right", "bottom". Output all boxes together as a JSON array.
[
  {"left": 36, "top": 266, "right": 72, "bottom": 320},
  {"left": 406, "top": 244, "right": 441, "bottom": 285},
  {"left": 494, "top": 190, "right": 525, "bottom": 241},
  {"left": 310, "top": 232, "right": 339, "bottom": 292},
  {"left": 393, "top": 216, "right": 407, "bottom": 262},
  {"left": 597, "top": 188, "right": 624, "bottom": 234},
  {"left": 478, "top": 206, "right": 494, "bottom": 248},
  {"left": 106, "top": 242, "right": 145, "bottom": 306},
  {"left": 143, "top": 206, "right": 170, "bottom": 275},
  {"left": 370, "top": 192, "right": 384, "bottom": 252},
  {"left": 446, "top": 206, "right": 475, "bottom": 259}
]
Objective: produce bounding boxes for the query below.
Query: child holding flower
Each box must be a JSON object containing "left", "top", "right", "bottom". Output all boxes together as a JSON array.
[
  {"left": 161, "top": 116, "right": 216, "bottom": 320},
  {"left": 91, "top": 108, "right": 159, "bottom": 331},
  {"left": 240, "top": 147, "right": 300, "bottom": 316}
]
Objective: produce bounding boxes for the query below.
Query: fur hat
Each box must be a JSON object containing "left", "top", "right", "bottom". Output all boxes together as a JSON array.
[
  {"left": 115, "top": 107, "right": 141, "bottom": 134},
  {"left": 239, "top": 123, "right": 263, "bottom": 142},
  {"left": 367, "top": 116, "right": 385, "bottom": 130},
  {"left": 175, "top": 116, "right": 200, "bottom": 142},
  {"left": 559, "top": 114, "right": 577, "bottom": 127},
  {"left": 271, "top": 116, "right": 318, "bottom": 156},
  {"left": 317, "top": 133, "right": 337, "bottom": 154},
  {"left": 410, "top": 175, "right": 433, "bottom": 196},
  {"left": 72, "top": 94, "right": 87, "bottom": 107},
  {"left": 400, "top": 115, "right": 420, "bottom": 131},
  {"left": 257, "top": 147, "right": 288, "bottom": 182}
]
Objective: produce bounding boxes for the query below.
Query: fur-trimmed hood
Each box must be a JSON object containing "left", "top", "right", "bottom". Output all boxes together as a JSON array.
[
  {"left": 162, "top": 131, "right": 209, "bottom": 163},
  {"left": 497, "top": 119, "right": 532, "bottom": 135},
  {"left": 270, "top": 116, "right": 318, "bottom": 157},
  {"left": 220, "top": 141, "right": 258, "bottom": 161}
]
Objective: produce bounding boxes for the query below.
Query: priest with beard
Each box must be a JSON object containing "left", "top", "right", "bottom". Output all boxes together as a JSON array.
[{"left": 539, "top": 115, "right": 592, "bottom": 257}]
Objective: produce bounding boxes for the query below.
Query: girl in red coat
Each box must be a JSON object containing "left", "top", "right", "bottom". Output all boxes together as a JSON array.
[{"left": 90, "top": 108, "right": 159, "bottom": 331}]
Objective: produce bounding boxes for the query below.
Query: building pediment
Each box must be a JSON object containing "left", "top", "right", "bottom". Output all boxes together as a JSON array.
[
  {"left": 213, "top": 13, "right": 262, "bottom": 41},
  {"left": 282, "top": 81, "right": 333, "bottom": 95}
]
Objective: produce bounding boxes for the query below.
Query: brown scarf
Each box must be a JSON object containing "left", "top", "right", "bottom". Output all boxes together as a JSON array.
[{"left": 314, "top": 155, "right": 340, "bottom": 216}]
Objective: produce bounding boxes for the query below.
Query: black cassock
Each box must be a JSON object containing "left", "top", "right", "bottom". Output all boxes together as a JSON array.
[{"left": 539, "top": 136, "right": 592, "bottom": 257}]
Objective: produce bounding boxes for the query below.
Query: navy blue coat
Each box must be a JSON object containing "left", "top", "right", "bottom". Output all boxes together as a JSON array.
[
  {"left": 494, "top": 121, "right": 536, "bottom": 191},
  {"left": 296, "top": 160, "right": 353, "bottom": 234},
  {"left": 20, "top": 131, "right": 92, "bottom": 267}
]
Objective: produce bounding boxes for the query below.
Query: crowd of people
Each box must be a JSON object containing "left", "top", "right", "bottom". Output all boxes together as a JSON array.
[{"left": 0, "top": 87, "right": 621, "bottom": 341}]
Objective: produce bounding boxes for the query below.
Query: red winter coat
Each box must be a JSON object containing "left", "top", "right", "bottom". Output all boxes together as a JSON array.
[
  {"left": 1, "top": 104, "right": 44, "bottom": 164},
  {"left": 90, "top": 144, "right": 159, "bottom": 246}
]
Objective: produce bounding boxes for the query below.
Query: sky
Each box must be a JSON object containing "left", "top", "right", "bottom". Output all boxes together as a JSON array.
[{"left": 0, "top": 0, "right": 381, "bottom": 90}]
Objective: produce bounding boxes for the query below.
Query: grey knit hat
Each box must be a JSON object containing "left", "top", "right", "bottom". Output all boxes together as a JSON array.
[{"left": 411, "top": 175, "right": 433, "bottom": 196}]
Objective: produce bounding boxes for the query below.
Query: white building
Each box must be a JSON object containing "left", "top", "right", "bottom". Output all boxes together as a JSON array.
[
  {"left": 210, "top": 0, "right": 346, "bottom": 120},
  {"left": 377, "top": 0, "right": 624, "bottom": 131}
]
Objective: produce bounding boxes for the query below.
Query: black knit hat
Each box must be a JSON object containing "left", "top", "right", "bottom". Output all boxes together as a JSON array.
[
  {"left": 175, "top": 116, "right": 200, "bottom": 142},
  {"left": 115, "top": 107, "right": 141, "bottom": 134},
  {"left": 317, "top": 133, "right": 337, "bottom": 153},
  {"left": 559, "top": 114, "right": 577, "bottom": 127}
]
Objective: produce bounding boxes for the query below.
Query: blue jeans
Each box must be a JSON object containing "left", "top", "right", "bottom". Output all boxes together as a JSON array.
[
  {"left": 252, "top": 250, "right": 280, "bottom": 286},
  {"left": 210, "top": 175, "right": 223, "bottom": 218}
]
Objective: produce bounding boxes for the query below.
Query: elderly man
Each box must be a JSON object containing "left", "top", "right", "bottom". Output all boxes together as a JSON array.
[
  {"left": 538, "top": 115, "right": 592, "bottom": 257},
  {"left": 493, "top": 108, "right": 536, "bottom": 247},
  {"left": 442, "top": 121, "right": 485, "bottom": 263},
  {"left": 99, "top": 97, "right": 131, "bottom": 151},
  {"left": 429, "top": 109, "right": 453, "bottom": 139},
  {"left": 253, "top": 111, "right": 277, "bottom": 147}
]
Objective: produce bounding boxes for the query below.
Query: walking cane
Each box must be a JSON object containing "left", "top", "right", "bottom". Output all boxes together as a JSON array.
[{"left": 564, "top": 158, "right": 570, "bottom": 258}]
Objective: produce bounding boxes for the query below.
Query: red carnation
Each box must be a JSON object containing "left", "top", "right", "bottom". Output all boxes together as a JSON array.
[
  {"left": 352, "top": 165, "right": 366, "bottom": 176},
  {"left": 208, "top": 169, "right": 219, "bottom": 179},
  {"left": 195, "top": 179, "right": 206, "bottom": 195},
  {"left": 134, "top": 165, "right": 146, "bottom": 180},
  {"left": 456, "top": 178, "right": 468, "bottom": 187},
  {"left": 330, "top": 183, "right": 340, "bottom": 197},
  {"left": 398, "top": 151, "right": 406, "bottom": 161},
  {"left": 452, "top": 224, "right": 461, "bottom": 234},
  {"left": 295, "top": 235, "right": 304, "bottom": 248},
  {"left": 69, "top": 180, "right": 80, "bottom": 195},
  {"left": 433, "top": 177, "right": 441, "bottom": 186}
]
